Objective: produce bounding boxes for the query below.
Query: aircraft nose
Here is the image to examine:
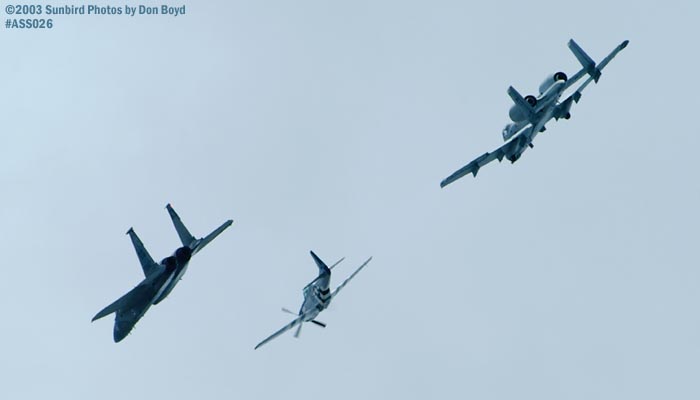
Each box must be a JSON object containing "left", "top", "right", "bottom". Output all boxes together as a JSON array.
[
  {"left": 113, "top": 320, "right": 133, "bottom": 343},
  {"left": 113, "top": 326, "right": 128, "bottom": 343}
]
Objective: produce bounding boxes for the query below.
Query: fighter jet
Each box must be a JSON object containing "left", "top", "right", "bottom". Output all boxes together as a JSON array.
[
  {"left": 92, "top": 204, "right": 233, "bottom": 342},
  {"left": 440, "top": 39, "right": 628, "bottom": 187},
  {"left": 255, "top": 251, "right": 372, "bottom": 349}
]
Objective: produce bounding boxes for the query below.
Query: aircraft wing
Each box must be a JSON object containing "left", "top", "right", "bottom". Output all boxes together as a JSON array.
[
  {"left": 440, "top": 150, "right": 502, "bottom": 187},
  {"left": 191, "top": 219, "right": 234, "bottom": 255},
  {"left": 254, "top": 314, "right": 306, "bottom": 349},
  {"left": 440, "top": 136, "right": 528, "bottom": 187},
  {"left": 92, "top": 283, "right": 153, "bottom": 322},
  {"left": 331, "top": 257, "right": 372, "bottom": 300}
]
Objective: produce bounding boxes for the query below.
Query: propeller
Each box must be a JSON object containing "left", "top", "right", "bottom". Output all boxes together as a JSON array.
[
  {"left": 294, "top": 323, "right": 303, "bottom": 338},
  {"left": 310, "top": 320, "right": 326, "bottom": 328}
]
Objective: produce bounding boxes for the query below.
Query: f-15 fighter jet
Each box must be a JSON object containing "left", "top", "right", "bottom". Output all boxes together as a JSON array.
[
  {"left": 92, "top": 204, "right": 233, "bottom": 342},
  {"left": 255, "top": 251, "right": 372, "bottom": 349},
  {"left": 440, "top": 39, "right": 628, "bottom": 187}
]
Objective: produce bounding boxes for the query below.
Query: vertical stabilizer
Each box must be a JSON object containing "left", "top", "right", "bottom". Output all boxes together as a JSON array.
[
  {"left": 166, "top": 203, "right": 196, "bottom": 248},
  {"left": 310, "top": 251, "right": 330, "bottom": 274},
  {"left": 127, "top": 228, "right": 159, "bottom": 277},
  {"left": 568, "top": 39, "right": 601, "bottom": 82}
]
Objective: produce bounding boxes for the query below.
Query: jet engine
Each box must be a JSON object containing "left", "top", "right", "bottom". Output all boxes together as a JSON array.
[
  {"left": 162, "top": 256, "right": 177, "bottom": 272},
  {"left": 508, "top": 95, "right": 537, "bottom": 122},
  {"left": 538, "top": 71, "right": 567, "bottom": 94},
  {"left": 175, "top": 246, "right": 192, "bottom": 263}
]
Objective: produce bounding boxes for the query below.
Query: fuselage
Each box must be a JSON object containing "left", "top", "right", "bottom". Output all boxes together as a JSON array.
[
  {"left": 503, "top": 79, "right": 568, "bottom": 162},
  {"left": 112, "top": 271, "right": 172, "bottom": 341},
  {"left": 111, "top": 246, "right": 193, "bottom": 341},
  {"left": 152, "top": 245, "right": 193, "bottom": 304},
  {"left": 298, "top": 272, "right": 331, "bottom": 321}
]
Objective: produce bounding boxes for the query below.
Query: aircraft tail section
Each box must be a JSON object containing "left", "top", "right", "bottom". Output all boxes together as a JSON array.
[
  {"left": 568, "top": 39, "right": 601, "bottom": 82},
  {"left": 310, "top": 251, "right": 330, "bottom": 274},
  {"left": 166, "top": 203, "right": 233, "bottom": 255},
  {"left": 127, "top": 228, "right": 159, "bottom": 277},
  {"left": 166, "top": 203, "right": 196, "bottom": 248},
  {"left": 568, "top": 39, "right": 628, "bottom": 100},
  {"left": 192, "top": 219, "right": 234, "bottom": 254}
]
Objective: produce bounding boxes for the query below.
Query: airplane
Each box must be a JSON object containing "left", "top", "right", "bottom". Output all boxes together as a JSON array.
[
  {"left": 254, "top": 251, "right": 372, "bottom": 349},
  {"left": 92, "top": 204, "right": 233, "bottom": 342},
  {"left": 440, "top": 39, "right": 629, "bottom": 187}
]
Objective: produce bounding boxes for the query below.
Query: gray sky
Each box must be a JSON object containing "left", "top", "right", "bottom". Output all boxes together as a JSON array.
[{"left": 1, "top": 1, "right": 699, "bottom": 399}]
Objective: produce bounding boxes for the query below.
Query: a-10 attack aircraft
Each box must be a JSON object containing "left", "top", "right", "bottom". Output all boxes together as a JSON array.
[
  {"left": 255, "top": 251, "right": 372, "bottom": 349},
  {"left": 440, "top": 39, "right": 628, "bottom": 187},
  {"left": 92, "top": 204, "right": 233, "bottom": 342}
]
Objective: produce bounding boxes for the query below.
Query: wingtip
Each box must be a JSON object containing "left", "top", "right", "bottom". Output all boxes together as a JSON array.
[
  {"left": 91, "top": 311, "right": 107, "bottom": 322},
  {"left": 621, "top": 39, "right": 629, "bottom": 49},
  {"left": 126, "top": 227, "right": 134, "bottom": 235}
]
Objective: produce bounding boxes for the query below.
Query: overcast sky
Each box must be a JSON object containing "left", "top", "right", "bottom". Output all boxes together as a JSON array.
[{"left": 1, "top": 1, "right": 699, "bottom": 399}]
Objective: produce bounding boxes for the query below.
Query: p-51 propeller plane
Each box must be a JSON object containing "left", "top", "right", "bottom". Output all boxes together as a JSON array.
[
  {"left": 255, "top": 251, "right": 372, "bottom": 349},
  {"left": 92, "top": 204, "right": 233, "bottom": 342},
  {"left": 440, "top": 39, "right": 628, "bottom": 187}
]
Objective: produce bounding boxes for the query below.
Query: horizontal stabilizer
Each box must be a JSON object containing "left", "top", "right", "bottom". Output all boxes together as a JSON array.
[
  {"left": 329, "top": 257, "right": 345, "bottom": 270},
  {"left": 569, "top": 40, "right": 628, "bottom": 103},
  {"left": 596, "top": 40, "right": 629, "bottom": 72},
  {"left": 568, "top": 39, "right": 600, "bottom": 82},
  {"left": 192, "top": 219, "right": 234, "bottom": 254}
]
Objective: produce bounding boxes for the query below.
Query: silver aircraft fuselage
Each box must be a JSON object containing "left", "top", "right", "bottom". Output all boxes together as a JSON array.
[
  {"left": 298, "top": 271, "right": 332, "bottom": 321},
  {"left": 503, "top": 79, "right": 567, "bottom": 161}
]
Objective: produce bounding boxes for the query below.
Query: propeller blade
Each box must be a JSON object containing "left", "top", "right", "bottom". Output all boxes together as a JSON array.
[
  {"left": 281, "top": 307, "right": 297, "bottom": 316},
  {"left": 294, "top": 323, "right": 303, "bottom": 338},
  {"left": 310, "top": 320, "right": 326, "bottom": 328}
]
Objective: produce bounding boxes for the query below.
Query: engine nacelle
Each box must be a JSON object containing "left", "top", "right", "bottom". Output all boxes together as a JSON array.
[
  {"left": 161, "top": 256, "right": 177, "bottom": 272},
  {"left": 175, "top": 246, "right": 192, "bottom": 263},
  {"left": 508, "top": 95, "right": 537, "bottom": 122},
  {"left": 538, "top": 71, "right": 567, "bottom": 94}
]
